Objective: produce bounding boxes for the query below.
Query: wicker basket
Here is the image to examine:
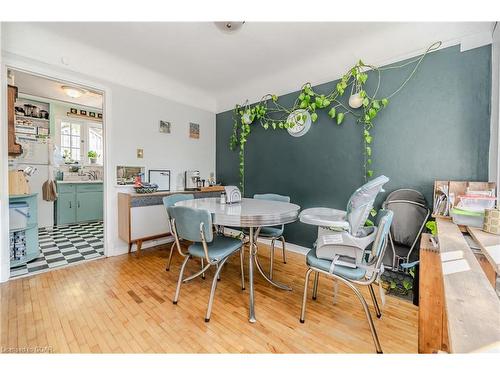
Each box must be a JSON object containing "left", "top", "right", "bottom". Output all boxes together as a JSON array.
[{"left": 134, "top": 186, "right": 158, "bottom": 194}]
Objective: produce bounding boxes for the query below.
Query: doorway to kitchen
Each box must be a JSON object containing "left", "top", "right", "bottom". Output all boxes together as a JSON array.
[{"left": 6, "top": 68, "right": 106, "bottom": 279}]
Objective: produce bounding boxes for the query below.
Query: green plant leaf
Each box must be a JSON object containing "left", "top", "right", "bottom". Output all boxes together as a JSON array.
[
  {"left": 311, "top": 112, "right": 318, "bottom": 122},
  {"left": 272, "top": 94, "right": 278, "bottom": 102},
  {"left": 367, "top": 158, "right": 372, "bottom": 165},
  {"left": 336, "top": 112, "right": 345, "bottom": 125},
  {"left": 328, "top": 107, "right": 336, "bottom": 119},
  {"left": 367, "top": 170, "right": 373, "bottom": 177},
  {"left": 300, "top": 101, "right": 308, "bottom": 109},
  {"left": 366, "top": 146, "right": 372, "bottom": 156},
  {"left": 298, "top": 93, "right": 305, "bottom": 101},
  {"left": 362, "top": 98, "right": 370, "bottom": 107},
  {"left": 372, "top": 100, "right": 380, "bottom": 109},
  {"left": 381, "top": 98, "right": 389, "bottom": 107}
]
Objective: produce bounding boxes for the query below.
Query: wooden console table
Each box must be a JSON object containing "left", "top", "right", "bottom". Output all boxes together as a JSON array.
[{"left": 118, "top": 189, "right": 223, "bottom": 256}]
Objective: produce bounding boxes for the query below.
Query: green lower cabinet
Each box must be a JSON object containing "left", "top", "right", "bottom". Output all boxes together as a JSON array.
[
  {"left": 57, "top": 192, "right": 76, "bottom": 225},
  {"left": 76, "top": 191, "right": 103, "bottom": 222},
  {"left": 56, "top": 183, "right": 103, "bottom": 225}
]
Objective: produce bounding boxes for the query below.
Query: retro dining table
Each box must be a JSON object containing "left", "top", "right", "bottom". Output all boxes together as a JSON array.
[{"left": 175, "top": 197, "right": 301, "bottom": 323}]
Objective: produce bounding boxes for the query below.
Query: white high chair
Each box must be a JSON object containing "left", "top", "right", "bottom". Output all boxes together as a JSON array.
[{"left": 299, "top": 175, "right": 389, "bottom": 264}]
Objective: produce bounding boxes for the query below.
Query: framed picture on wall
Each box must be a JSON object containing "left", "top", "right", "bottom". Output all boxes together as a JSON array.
[
  {"left": 189, "top": 122, "right": 200, "bottom": 139},
  {"left": 159, "top": 120, "right": 171, "bottom": 134}
]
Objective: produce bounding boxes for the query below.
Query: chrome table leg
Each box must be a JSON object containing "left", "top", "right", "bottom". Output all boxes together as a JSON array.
[
  {"left": 248, "top": 227, "right": 256, "bottom": 323},
  {"left": 269, "top": 238, "right": 275, "bottom": 280}
]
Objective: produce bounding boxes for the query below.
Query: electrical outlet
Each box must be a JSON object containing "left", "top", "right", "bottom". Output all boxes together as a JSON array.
[{"left": 137, "top": 148, "right": 144, "bottom": 158}]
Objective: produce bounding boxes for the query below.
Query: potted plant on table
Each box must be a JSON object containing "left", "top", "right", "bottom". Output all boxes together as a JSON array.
[{"left": 88, "top": 150, "right": 98, "bottom": 164}]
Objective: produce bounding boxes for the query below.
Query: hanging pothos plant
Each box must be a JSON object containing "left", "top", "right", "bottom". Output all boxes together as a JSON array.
[{"left": 229, "top": 42, "right": 441, "bottom": 193}]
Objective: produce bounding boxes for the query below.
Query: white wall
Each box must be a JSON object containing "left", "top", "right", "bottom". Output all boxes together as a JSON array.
[
  {"left": 106, "top": 81, "right": 216, "bottom": 255},
  {"left": 0, "top": 26, "right": 216, "bottom": 281}
]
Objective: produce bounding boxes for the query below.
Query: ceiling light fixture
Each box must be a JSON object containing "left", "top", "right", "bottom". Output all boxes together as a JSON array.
[
  {"left": 61, "top": 85, "right": 86, "bottom": 98},
  {"left": 214, "top": 21, "right": 245, "bottom": 33}
]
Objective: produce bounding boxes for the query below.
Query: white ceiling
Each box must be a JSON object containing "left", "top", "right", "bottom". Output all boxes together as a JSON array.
[
  {"left": 10, "top": 22, "right": 495, "bottom": 112},
  {"left": 12, "top": 69, "right": 103, "bottom": 109}
]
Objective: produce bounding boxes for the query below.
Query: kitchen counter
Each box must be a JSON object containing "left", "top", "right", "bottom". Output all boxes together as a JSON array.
[{"left": 56, "top": 180, "right": 104, "bottom": 184}]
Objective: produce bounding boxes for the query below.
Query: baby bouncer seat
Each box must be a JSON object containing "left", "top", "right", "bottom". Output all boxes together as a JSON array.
[{"left": 299, "top": 175, "right": 390, "bottom": 266}]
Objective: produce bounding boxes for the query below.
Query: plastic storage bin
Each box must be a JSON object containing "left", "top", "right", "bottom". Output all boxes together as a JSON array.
[
  {"left": 9, "top": 202, "right": 30, "bottom": 230},
  {"left": 451, "top": 207, "right": 484, "bottom": 228},
  {"left": 457, "top": 195, "right": 496, "bottom": 212}
]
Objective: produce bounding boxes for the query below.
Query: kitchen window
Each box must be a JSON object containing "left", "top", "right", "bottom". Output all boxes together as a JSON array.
[
  {"left": 88, "top": 126, "right": 103, "bottom": 164},
  {"left": 60, "top": 122, "right": 81, "bottom": 162},
  {"left": 57, "top": 119, "right": 103, "bottom": 165}
]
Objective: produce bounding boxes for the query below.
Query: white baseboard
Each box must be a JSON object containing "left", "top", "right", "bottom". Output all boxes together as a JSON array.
[{"left": 224, "top": 228, "right": 310, "bottom": 255}]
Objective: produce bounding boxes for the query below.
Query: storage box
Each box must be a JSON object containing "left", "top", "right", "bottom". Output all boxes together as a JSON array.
[
  {"left": 451, "top": 207, "right": 484, "bottom": 228},
  {"left": 457, "top": 195, "right": 496, "bottom": 212},
  {"left": 9, "top": 202, "right": 30, "bottom": 230}
]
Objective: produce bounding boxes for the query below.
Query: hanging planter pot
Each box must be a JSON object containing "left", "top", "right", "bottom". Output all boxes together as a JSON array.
[
  {"left": 348, "top": 93, "right": 363, "bottom": 109},
  {"left": 348, "top": 79, "right": 363, "bottom": 109},
  {"left": 286, "top": 109, "right": 311, "bottom": 137}
]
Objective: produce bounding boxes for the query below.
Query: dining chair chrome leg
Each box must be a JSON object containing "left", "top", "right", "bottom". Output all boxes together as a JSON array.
[
  {"left": 205, "top": 258, "right": 228, "bottom": 322},
  {"left": 201, "top": 258, "right": 206, "bottom": 279},
  {"left": 240, "top": 248, "right": 245, "bottom": 290},
  {"left": 183, "top": 262, "right": 211, "bottom": 283},
  {"left": 368, "top": 284, "right": 382, "bottom": 319},
  {"left": 269, "top": 238, "right": 275, "bottom": 280},
  {"left": 312, "top": 271, "right": 319, "bottom": 300},
  {"left": 254, "top": 246, "right": 292, "bottom": 291},
  {"left": 165, "top": 241, "right": 175, "bottom": 271},
  {"left": 339, "top": 277, "right": 383, "bottom": 353},
  {"left": 215, "top": 263, "right": 221, "bottom": 281},
  {"left": 300, "top": 268, "right": 313, "bottom": 323},
  {"left": 280, "top": 236, "right": 286, "bottom": 264},
  {"left": 173, "top": 255, "right": 191, "bottom": 304}
]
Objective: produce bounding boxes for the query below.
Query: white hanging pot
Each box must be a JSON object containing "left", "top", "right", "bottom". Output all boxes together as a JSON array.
[
  {"left": 241, "top": 112, "right": 253, "bottom": 125},
  {"left": 286, "top": 109, "right": 311, "bottom": 137},
  {"left": 349, "top": 93, "right": 363, "bottom": 109}
]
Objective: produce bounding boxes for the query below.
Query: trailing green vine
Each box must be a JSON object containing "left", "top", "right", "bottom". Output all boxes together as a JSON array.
[{"left": 229, "top": 42, "right": 441, "bottom": 193}]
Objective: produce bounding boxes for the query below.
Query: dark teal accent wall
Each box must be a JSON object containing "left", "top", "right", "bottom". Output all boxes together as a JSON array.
[{"left": 216, "top": 45, "right": 491, "bottom": 247}]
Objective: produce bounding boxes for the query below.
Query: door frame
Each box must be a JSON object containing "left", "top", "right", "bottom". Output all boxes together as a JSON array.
[{"left": 0, "top": 55, "right": 112, "bottom": 282}]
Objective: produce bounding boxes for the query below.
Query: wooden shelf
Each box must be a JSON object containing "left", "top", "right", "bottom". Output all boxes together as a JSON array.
[
  {"left": 15, "top": 114, "right": 49, "bottom": 123},
  {"left": 67, "top": 112, "right": 102, "bottom": 123}
]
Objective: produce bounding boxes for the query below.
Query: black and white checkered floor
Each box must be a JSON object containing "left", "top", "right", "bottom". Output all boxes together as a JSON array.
[{"left": 10, "top": 221, "right": 104, "bottom": 278}]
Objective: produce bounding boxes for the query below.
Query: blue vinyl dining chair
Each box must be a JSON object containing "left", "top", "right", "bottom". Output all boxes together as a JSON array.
[
  {"left": 162, "top": 194, "right": 194, "bottom": 271},
  {"left": 168, "top": 205, "right": 245, "bottom": 322},
  {"left": 252, "top": 193, "right": 290, "bottom": 279},
  {"left": 299, "top": 209, "right": 394, "bottom": 353}
]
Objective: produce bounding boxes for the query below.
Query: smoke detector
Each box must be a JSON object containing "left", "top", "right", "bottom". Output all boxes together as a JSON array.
[{"left": 215, "top": 22, "right": 245, "bottom": 33}]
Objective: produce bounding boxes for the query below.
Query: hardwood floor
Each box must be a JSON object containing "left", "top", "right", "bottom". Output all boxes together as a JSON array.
[{"left": 0, "top": 243, "right": 418, "bottom": 353}]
